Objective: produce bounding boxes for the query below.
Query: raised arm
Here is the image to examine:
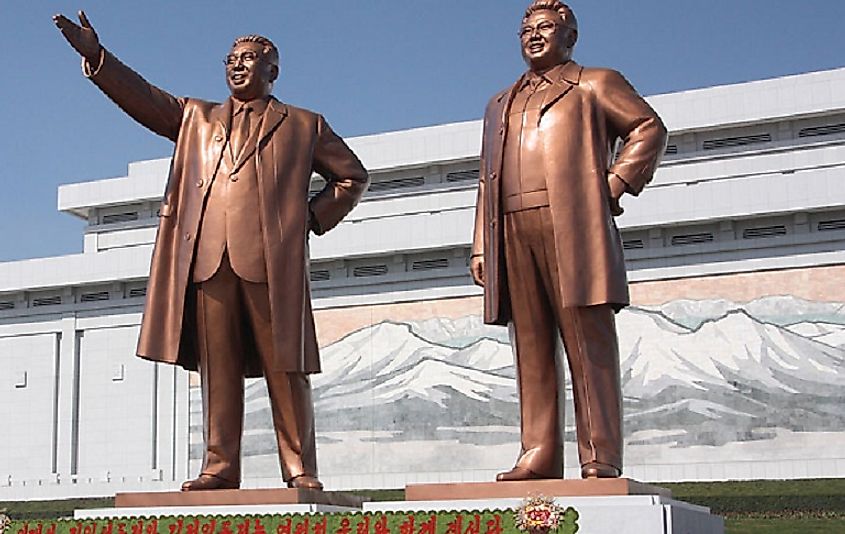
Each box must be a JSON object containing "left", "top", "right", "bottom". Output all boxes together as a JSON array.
[{"left": 53, "top": 11, "right": 184, "bottom": 141}]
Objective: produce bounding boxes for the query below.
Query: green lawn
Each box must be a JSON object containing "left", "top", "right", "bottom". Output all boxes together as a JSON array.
[
  {"left": 3, "top": 479, "right": 844, "bottom": 532},
  {"left": 726, "top": 517, "right": 845, "bottom": 533}
]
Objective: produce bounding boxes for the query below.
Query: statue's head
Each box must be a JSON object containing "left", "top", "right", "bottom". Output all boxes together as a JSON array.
[
  {"left": 520, "top": 1, "right": 578, "bottom": 72},
  {"left": 225, "top": 34, "right": 279, "bottom": 101}
]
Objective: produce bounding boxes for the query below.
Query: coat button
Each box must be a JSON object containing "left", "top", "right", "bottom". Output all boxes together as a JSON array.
[
  {"left": 214, "top": 135, "right": 223, "bottom": 142},
  {"left": 196, "top": 179, "right": 204, "bottom": 188},
  {"left": 490, "top": 172, "right": 497, "bottom": 180},
  {"left": 230, "top": 174, "right": 239, "bottom": 182},
  {"left": 184, "top": 233, "right": 192, "bottom": 241}
]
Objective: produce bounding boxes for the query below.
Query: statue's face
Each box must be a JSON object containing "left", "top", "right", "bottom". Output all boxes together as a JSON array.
[
  {"left": 225, "top": 41, "right": 278, "bottom": 101},
  {"left": 520, "top": 10, "right": 573, "bottom": 72}
]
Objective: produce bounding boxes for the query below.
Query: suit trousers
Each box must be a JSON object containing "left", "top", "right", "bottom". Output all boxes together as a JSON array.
[
  {"left": 504, "top": 207, "right": 623, "bottom": 476},
  {"left": 194, "top": 253, "right": 317, "bottom": 483}
]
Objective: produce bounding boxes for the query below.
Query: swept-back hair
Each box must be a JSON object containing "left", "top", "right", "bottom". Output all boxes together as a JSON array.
[
  {"left": 232, "top": 34, "right": 279, "bottom": 67},
  {"left": 523, "top": 0, "right": 578, "bottom": 32}
]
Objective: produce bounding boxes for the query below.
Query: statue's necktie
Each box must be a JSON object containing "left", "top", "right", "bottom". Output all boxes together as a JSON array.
[{"left": 230, "top": 105, "right": 251, "bottom": 161}]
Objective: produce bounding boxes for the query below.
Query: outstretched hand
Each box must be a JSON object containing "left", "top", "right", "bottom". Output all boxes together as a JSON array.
[{"left": 53, "top": 10, "right": 100, "bottom": 64}]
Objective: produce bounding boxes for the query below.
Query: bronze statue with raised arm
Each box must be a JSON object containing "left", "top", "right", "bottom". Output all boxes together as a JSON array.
[
  {"left": 54, "top": 11, "right": 369, "bottom": 491},
  {"left": 470, "top": 1, "right": 667, "bottom": 480}
]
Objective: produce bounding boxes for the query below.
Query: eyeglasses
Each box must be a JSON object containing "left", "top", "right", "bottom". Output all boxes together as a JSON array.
[
  {"left": 519, "top": 20, "right": 558, "bottom": 39},
  {"left": 223, "top": 51, "right": 259, "bottom": 66}
]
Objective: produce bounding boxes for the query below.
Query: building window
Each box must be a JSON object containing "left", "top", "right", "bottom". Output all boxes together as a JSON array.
[
  {"left": 798, "top": 123, "right": 845, "bottom": 138},
  {"left": 445, "top": 170, "right": 479, "bottom": 183},
  {"left": 352, "top": 264, "right": 389, "bottom": 278},
  {"left": 411, "top": 258, "right": 449, "bottom": 271},
  {"left": 742, "top": 225, "right": 787, "bottom": 239},
  {"left": 32, "top": 295, "right": 62, "bottom": 307},
  {"left": 101, "top": 212, "right": 139, "bottom": 224},
  {"left": 310, "top": 269, "right": 331, "bottom": 282},
  {"left": 702, "top": 133, "right": 771, "bottom": 150},
  {"left": 671, "top": 233, "right": 715, "bottom": 246},
  {"left": 368, "top": 176, "right": 425, "bottom": 193},
  {"left": 80, "top": 291, "right": 110, "bottom": 303}
]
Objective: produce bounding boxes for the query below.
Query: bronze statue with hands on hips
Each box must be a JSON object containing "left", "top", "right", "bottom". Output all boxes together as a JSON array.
[
  {"left": 471, "top": 1, "right": 667, "bottom": 481},
  {"left": 54, "top": 11, "right": 369, "bottom": 491}
]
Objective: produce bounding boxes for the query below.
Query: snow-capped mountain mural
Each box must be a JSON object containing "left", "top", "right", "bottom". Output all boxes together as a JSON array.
[{"left": 189, "top": 295, "right": 845, "bottom": 481}]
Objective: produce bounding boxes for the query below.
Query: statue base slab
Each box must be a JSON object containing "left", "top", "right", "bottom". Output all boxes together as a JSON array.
[
  {"left": 114, "top": 487, "right": 363, "bottom": 508},
  {"left": 405, "top": 477, "right": 671, "bottom": 500},
  {"left": 72, "top": 488, "right": 365, "bottom": 518}
]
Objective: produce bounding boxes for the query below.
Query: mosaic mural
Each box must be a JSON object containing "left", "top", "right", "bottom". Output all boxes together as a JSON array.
[{"left": 189, "top": 294, "right": 845, "bottom": 481}]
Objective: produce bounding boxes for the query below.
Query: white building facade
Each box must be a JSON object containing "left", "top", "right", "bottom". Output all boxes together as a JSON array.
[{"left": 2, "top": 68, "right": 845, "bottom": 500}]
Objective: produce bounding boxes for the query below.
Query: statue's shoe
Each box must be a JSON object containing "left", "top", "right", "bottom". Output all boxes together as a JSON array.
[
  {"left": 181, "top": 474, "right": 240, "bottom": 491},
  {"left": 580, "top": 462, "right": 621, "bottom": 479},
  {"left": 288, "top": 474, "right": 324, "bottom": 490},
  {"left": 495, "top": 466, "right": 548, "bottom": 481}
]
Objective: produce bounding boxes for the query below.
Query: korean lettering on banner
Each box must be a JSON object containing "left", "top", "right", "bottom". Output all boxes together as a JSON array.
[
  {"left": 277, "top": 518, "right": 315, "bottom": 534},
  {"left": 171, "top": 519, "right": 216, "bottom": 534},
  {"left": 446, "top": 514, "right": 501, "bottom": 534},
  {"left": 16, "top": 523, "right": 56, "bottom": 534},
  {"left": 398, "top": 514, "right": 438, "bottom": 534},
  {"left": 483, "top": 516, "right": 501, "bottom": 534},
  {"left": 333, "top": 519, "right": 350, "bottom": 534},
  {"left": 132, "top": 520, "right": 158, "bottom": 534},
  {"left": 416, "top": 516, "right": 436, "bottom": 534},
  {"left": 397, "top": 515, "right": 414, "bottom": 534},
  {"left": 69, "top": 522, "right": 99, "bottom": 534},
  {"left": 354, "top": 517, "right": 369, "bottom": 534},
  {"left": 372, "top": 516, "right": 389, "bottom": 534}
]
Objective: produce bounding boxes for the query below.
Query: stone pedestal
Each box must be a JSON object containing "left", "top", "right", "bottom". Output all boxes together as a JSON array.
[
  {"left": 358, "top": 479, "right": 723, "bottom": 534},
  {"left": 366, "top": 495, "right": 723, "bottom": 534}
]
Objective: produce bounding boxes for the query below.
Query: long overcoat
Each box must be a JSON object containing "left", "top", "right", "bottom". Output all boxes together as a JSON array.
[
  {"left": 472, "top": 60, "right": 667, "bottom": 325},
  {"left": 85, "top": 50, "right": 368, "bottom": 376}
]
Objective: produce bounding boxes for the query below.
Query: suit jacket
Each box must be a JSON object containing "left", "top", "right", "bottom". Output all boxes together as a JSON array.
[
  {"left": 472, "top": 60, "right": 667, "bottom": 325},
  {"left": 85, "top": 50, "right": 369, "bottom": 376}
]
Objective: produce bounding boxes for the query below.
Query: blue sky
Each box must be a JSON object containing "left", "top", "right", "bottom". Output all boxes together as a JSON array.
[{"left": 2, "top": 1, "right": 845, "bottom": 261}]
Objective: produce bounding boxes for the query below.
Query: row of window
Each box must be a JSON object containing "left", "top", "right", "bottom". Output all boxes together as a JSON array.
[
  {"left": 0, "top": 287, "right": 146, "bottom": 312},
  {"left": 311, "top": 257, "right": 454, "bottom": 282},
  {"left": 622, "top": 218, "right": 845, "bottom": 250},
  {"left": 663, "top": 119, "right": 845, "bottom": 158}
]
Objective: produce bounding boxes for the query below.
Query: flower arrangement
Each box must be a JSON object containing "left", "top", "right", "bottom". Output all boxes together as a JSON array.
[
  {"left": 514, "top": 495, "right": 570, "bottom": 533},
  {"left": 0, "top": 513, "right": 11, "bottom": 534}
]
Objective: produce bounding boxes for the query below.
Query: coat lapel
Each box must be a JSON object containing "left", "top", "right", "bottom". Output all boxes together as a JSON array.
[
  {"left": 492, "top": 74, "right": 526, "bottom": 178},
  {"left": 231, "top": 98, "right": 288, "bottom": 174},
  {"left": 498, "top": 74, "right": 525, "bottom": 130},
  {"left": 539, "top": 60, "right": 582, "bottom": 118},
  {"left": 212, "top": 98, "right": 233, "bottom": 140},
  {"left": 207, "top": 98, "right": 232, "bottom": 171}
]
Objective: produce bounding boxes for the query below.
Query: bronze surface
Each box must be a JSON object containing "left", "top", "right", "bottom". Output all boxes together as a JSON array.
[
  {"left": 470, "top": 1, "right": 667, "bottom": 479},
  {"left": 54, "top": 12, "right": 368, "bottom": 489}
]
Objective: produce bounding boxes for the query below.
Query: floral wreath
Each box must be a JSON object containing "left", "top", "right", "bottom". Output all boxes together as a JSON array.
[{"left": 514, "top": 495, "right": 579, "bottom": 534}]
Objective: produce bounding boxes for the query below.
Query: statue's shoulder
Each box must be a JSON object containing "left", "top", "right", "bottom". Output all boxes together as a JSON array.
[
  {"left": 579, "top": 66, "right": 628, "bottom": 88},
  {"left": 484, "top": 83, "right": 516, "bottom": 115},
  {"left": 275, "top": 99, "right": 317, "bottom": 120},
  {"left": 489, "top": 86, "right": 511, "bottom": 105},
  {"left": 183, "top": 97, "right": 217, "bottom": 110}
]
